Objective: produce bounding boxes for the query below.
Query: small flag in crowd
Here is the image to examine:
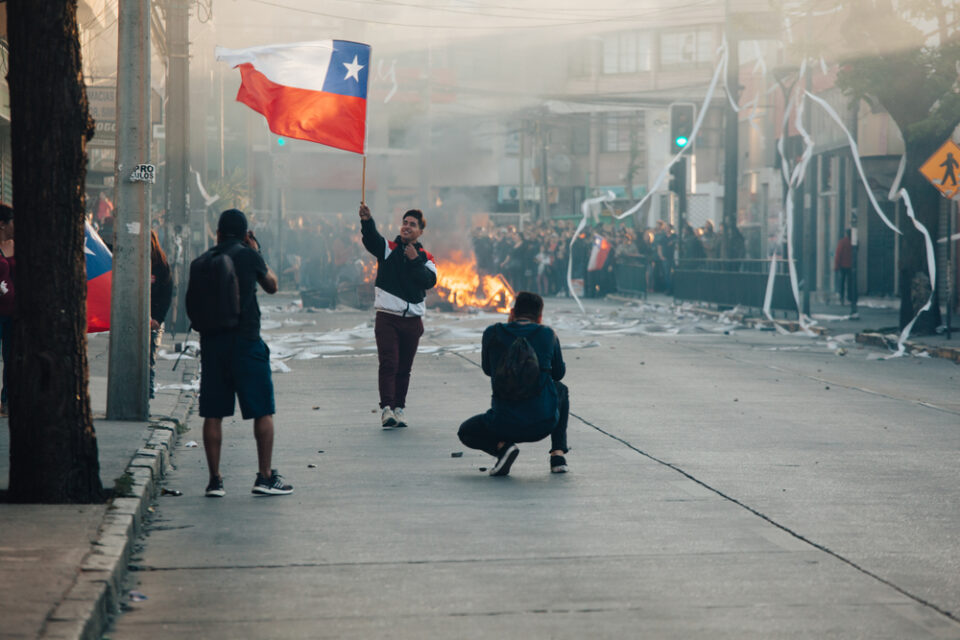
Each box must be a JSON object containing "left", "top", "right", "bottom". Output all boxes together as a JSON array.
[
  {"left": 85, "top": 223, "right": 112, "bottom": 333},
  {"left": 587, "top": 234, "right": 611, "bottom": 272},
  {"left": 215, "top": 40, "right": 371, "bottom": 154}
]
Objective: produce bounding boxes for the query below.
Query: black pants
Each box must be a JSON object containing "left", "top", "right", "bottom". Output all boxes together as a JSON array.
[
  {"left": 458, "top": 382, "right": 569, "bottom": 456},
  {"left": 837, "top": 268, "right": 851, "bottom": 303}
]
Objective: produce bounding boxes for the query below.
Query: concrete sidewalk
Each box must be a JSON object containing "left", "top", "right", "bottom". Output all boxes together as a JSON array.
[{"left": 0, "top": 330, "right": 196, "bottom": 640}]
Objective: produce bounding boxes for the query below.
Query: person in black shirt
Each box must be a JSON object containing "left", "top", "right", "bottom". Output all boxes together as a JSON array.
[{"left": 193, "top": 209, "right": 292, "bottom": 498}]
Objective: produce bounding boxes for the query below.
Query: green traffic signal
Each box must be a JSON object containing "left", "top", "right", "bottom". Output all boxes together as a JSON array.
[
  {"left": 277, "top": 137, "right": 286, "bottom": 146},
  {"left": 675, "top": 135, "right": 689, "bottom": 148}
]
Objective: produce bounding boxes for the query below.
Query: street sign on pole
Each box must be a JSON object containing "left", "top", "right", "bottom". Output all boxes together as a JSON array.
[{"left": 919, "top": 139, "right": 960, "bottom": 199}]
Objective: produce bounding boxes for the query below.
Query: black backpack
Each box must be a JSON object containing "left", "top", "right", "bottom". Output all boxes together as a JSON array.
[
  {"left": 186, "top": 244, "right": 242, "bottom": 333},
  {"left": 492, "top": 327, "right": 543, "bottom": 402}
]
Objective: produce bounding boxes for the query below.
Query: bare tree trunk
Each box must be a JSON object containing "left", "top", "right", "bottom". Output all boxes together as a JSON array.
[
  {"left": 6, "top": 0, "right": 103, "bottom": 503},
  {"left": 898, "top": 150, "right": 943, "bottom": 334}
]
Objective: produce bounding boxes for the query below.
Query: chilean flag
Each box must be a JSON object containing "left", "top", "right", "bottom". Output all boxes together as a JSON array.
[
  {"left": 85, "top": 223, "right": 112, "bottom": 333},
  {"left": 587, "top": 234, "right": 611, "bottom": 272},
  {"left": 216, "top": 40, "right": 370, "bottom": 154}
]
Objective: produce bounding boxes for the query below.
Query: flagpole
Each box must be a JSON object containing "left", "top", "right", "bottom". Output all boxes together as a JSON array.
[{"left": 361, "top": 155, "right": 367, "bottom": 204}]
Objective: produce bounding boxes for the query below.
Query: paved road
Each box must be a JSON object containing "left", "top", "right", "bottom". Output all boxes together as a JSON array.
[{"left": 108, "top": 296, "right": 960, "bottom": 639}]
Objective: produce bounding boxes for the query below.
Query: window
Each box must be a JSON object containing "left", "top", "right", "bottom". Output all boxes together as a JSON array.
[
  {"left": 602, "top": 32, "right": 651, "bottom": 75},
  {"left": 601, "top": 112, "right": 644, "bottom": 153},
  {"left": 660, "top": 26, "right": 716, "bottom": 68}
]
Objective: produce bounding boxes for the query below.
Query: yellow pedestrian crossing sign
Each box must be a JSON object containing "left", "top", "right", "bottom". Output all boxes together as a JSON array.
[{"left": 920, "top": 139, "right": 960, "bottom": 198}]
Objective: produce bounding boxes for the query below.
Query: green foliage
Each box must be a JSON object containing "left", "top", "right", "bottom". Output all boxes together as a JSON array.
[
  {"left": 831, "top": 0, "right": 960, "bottom": 149},
  {"left": 113, "top": 471, "right": 134, "bottom": 497}
]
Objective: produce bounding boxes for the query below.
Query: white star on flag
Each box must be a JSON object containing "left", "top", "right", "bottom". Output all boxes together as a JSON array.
[{"left": 343, "top": 55, "right": 364, "bottom": 82}]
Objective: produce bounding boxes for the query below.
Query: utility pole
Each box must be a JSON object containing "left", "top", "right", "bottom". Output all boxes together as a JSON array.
[
  {"left": 538, "top": 118, "right": 549, "bottom": 221},
  {"left": 518, "top": 119, "right": 525, "bottom": 220},
  {"left": 849, "top": 98, "right": 860, "bottom": 319},
  {"left": 165, "top": 0, "right": 191, "bottom": 332},
  {"left": 801, "top": 10, "right": 814, "bottom": 317},
  {"left": 722, "top": 0, "right": 740, "bottom": 259},
  {"left": 107, "top": 0, "right": 152, "bottom": 420}
]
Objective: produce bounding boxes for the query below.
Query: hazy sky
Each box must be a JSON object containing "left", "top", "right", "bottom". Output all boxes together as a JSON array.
[{"left": 206, "top": 0, "right": 726, "bottom": 52}]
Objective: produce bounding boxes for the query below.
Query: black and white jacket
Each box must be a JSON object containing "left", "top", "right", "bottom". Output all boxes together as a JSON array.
[{"left": 361, "top": 217, "right": 438, "bottom": 317}]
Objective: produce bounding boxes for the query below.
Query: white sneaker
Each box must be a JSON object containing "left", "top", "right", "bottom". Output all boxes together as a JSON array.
[
  {"left": 381, "top": 407, "right": 397, "bottom": 428},
  {"left": 393, "top": 407, "right": 407, "bottom": 428}
]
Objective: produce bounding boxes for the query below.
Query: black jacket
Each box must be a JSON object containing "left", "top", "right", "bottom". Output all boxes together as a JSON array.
[
  {"left": 482, "top": 321, "right": 565, "bottom": 436},
  {"left": 361, "top": 217, "right": 437, "bottom": 317}
]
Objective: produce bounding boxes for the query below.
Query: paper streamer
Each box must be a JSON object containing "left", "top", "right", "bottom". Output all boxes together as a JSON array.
[
  {"left": 565, "top": 41, "right": 731, "bottom": 312},
  {"left": 566, "top": 191, "right": 615, "bottom": 313},
  {"left": 791, "top": 89, "right": 936, "bottom": 356},
  {"left": 891, "top": 188, "right": 936, "bottom": 357},
  {"left": 804, "top": 92, "right": 900, "bottom": 234}
]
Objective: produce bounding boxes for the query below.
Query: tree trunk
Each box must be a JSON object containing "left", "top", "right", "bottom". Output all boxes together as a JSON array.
[
  {"left": 898, "top": 148, "right": 943, "bottom": 334},
  {"left": 6, "top": 1, "right": 104, "bottom": 503}
]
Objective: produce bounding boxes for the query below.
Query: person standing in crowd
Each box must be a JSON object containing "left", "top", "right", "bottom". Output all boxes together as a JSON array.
[
  {"left": 0, "top": 205, "right": 14, "bottom": 416},
  {"left": 359, "top": 203, "right": 437, "bottom": 429},
  {"left": 149, "top": 229, "right": 173, "bottom": 400},
  {"left": 700, "top": 220, "right": 719, "bottom": 260},
  {"left": 681, "top": 222, "right": 705, "bottom": 262},
  {"left": 457, "top": 291, "right": 569, "bottom": 477},
  {"left": 99, "top": 215, "right": 115, "bottom": 253},
  {"left": 187, "top": 209, "right": 292, "bottom": 498},
  {"left": 95, "top": 190, "right": 114, "bottom": 224},
  {"left": 834, "top": 229, "right": 853, "bottom": 303}
]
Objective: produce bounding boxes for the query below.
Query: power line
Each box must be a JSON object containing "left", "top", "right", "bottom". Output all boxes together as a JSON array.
[
  {"left": 243, "top": 0, "right": 718, "bottom": 31},
  {"left": 304, "top": 0, "right": 644, "bottom": 21}
]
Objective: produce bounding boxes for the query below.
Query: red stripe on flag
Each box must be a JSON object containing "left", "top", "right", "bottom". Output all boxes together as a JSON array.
[
  {"left": 236, "top": 63, "right": 367, "bottom": 154},
  {"left": 87, "top": 271, "right": 112, "bottom": 333}
]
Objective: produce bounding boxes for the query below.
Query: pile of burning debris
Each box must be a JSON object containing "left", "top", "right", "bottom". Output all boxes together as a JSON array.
[{"left": 301, "top": 251, "right": 514, "bottom": 313}]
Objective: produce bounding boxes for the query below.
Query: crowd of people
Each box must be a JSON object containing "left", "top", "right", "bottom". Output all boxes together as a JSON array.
[
  {"left": 470, "top": 217, "right": 739, "bottom": 298},
  {"left": 223, "top": 213, "right": 742, "bottom": 300},
  {"left": 86, "top": 185, "right": 743, "bottom": 304}
]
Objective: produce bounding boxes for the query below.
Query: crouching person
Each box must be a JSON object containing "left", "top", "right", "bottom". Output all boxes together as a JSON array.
[{"left": 458, "top": 291, "right": 569, "bottom": 476}]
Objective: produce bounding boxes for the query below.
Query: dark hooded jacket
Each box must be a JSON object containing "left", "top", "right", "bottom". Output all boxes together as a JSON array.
[{"left": 481, "top": 320, "right": 565, "bottom": 439}]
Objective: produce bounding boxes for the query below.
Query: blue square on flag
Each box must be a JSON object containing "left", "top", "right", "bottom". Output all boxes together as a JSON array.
[{"left": 323, "top": 41, "right": 370, "bottom": 99}]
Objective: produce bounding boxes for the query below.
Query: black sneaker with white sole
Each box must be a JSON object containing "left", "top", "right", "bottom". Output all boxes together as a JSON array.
[
  {"left": 550, "top": 455, "right": 568, "bottom": 474},
  {"left": 252, "top": 470, "right": 294, "bottom": 495},
  {"left": 489, "top": 443, "right": 519, "bottom": 476},
  {"left": 205, "top": 476, "right": 226, "bottom": 497}
]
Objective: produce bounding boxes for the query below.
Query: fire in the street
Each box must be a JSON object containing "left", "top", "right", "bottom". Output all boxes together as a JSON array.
[
  {"left": 435, "top": 251, "right": 514, "bottom": 313},
  {"left": 360, "top": 250, "right": 514, "bottom": 313}
]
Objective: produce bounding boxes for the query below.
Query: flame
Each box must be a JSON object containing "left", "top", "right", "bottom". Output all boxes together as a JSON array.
[
  {"left": 362, "top": 250, "right": 515, "bottom": 313},
  {"left": 435, "top": 252, "right": 515, "bottom": 313}
]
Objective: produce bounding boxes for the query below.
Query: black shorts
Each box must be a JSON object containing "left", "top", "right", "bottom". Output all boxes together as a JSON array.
[{"left": 199, "top": 333, "right": 275, "bottom": 420}]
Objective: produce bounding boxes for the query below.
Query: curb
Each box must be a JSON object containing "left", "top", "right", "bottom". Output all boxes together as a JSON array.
[
  {"left": 44, "top": 359, "right": 198, "bottom": 640},
  {"left": 856, "top": 332, "right": 960, "bottom": 364}
]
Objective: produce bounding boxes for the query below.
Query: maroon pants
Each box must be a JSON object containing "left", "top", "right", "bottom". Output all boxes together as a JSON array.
[{"left": 374, "top": 312, "right": 424, "bottom": 409}]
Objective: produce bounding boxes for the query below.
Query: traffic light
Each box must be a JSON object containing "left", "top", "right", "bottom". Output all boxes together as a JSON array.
[
  {"left": 668, "top": 159, "right": 686, "bottom": 196},
  {"left": 669, "top": 103, "right": 695, "bottom": 154}
]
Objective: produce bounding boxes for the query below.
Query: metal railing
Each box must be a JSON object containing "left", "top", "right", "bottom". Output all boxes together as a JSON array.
[{"left": 672, "top": 258, "right": 799, "bottom": 312}]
